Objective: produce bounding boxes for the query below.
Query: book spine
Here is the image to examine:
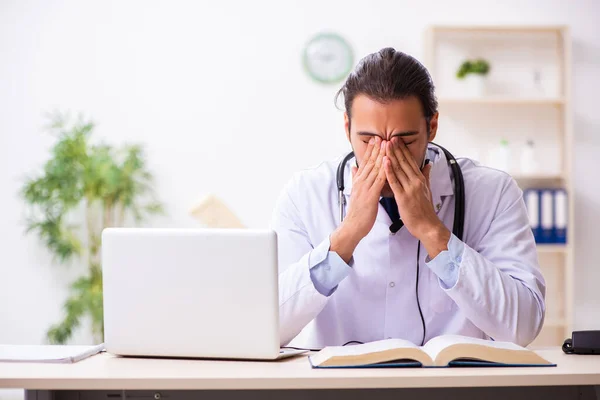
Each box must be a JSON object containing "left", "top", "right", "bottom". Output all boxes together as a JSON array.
[
  {"left": 554, "top": 189, "right": 568, "bottom": 244},
  {"left": 540, "top": 189, "right": 554, "bottom": 244},
  {"left": 524, "top": 189, "right": 540, "bottom": 243}
]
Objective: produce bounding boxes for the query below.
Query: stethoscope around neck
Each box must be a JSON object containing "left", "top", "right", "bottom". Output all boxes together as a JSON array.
[{"left": 335, "top": 142, "right": 466, "bottom": 241}]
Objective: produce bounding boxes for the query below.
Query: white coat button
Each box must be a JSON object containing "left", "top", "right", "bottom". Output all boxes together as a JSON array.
[{"left": 389, "top": 282, "right": 395, "bottom": 288}]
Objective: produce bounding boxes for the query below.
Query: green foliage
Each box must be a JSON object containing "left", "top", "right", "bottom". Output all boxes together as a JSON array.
[
  {"left": 47, "top": 269, "right": 103, "bottom": 345},
  {"left": 21, "top": 112, "right": 164, "bottom": 344},
  {"left": 456, "top": 58, "right": 490, "bottom": 79}
]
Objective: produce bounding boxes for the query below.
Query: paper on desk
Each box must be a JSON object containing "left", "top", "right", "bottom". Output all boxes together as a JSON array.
[{"left": 0, "top": 343, "right": 104, "bottom": 363}]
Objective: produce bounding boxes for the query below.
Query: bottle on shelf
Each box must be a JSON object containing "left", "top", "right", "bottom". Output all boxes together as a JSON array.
[
  {"left": 488, "top": 138, "right": 511, "bottom": 174},
  {"left": 519, "top": 139, "right": 539, "bottom": 176},
  {"left": 532, "top": 68, "right": 545, "bottom": 97}
]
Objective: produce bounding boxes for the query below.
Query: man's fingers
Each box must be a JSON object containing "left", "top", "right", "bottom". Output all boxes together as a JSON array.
[
  {"left": 391, "top": 138, "right": 419, "bottom": 179},
  {"left": 421, "top": 162, "right": 433, "bottom": 199},
  {"left": 365, "top": 140, "right": 386, "bottom": 186},
  {"left": 386, "top": 141, "right": 409, "bottom": 186},
  {"left": 373, "top": 156, "right": 387, "bottom": 190},
  {"left": 422, "top": 162, "right": 432, "bottom": 186},
  {"left": 357, "top": 138, "right": 377, "bottom": 177},
  {"left": 398, "top": 138, "right": 421, "bottom": 175},
  {"left": 356, "top": 139, "right": 374, "bottom": 178},
  {"left": 360, "top": 138, "right": 382, "bottom": 178},
  {"left": 384, "top": 157, "right": 403, "bottom": 195}
]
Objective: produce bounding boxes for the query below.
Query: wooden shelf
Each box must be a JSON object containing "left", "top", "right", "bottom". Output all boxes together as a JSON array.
[
  {"left": 438, "top": 97, "right": 565, "bottom": 106},
  {"left": 429, "top": 25, "right": 568, "bottom": 34},
  {"left": 512, "top": 174, "right": 565, "bottom": 181},
  {"left": 536, "top": 245, "right": 569, "bottom": 254}
]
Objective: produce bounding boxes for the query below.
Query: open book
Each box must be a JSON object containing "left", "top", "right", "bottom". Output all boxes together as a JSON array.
[{"left": 309, "top": 335, "right": 554, "bottom": 368}]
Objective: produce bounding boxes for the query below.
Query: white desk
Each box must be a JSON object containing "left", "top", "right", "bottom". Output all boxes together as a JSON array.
[{"left": 1, "top": 349, "right": 599, "bottom": 400}]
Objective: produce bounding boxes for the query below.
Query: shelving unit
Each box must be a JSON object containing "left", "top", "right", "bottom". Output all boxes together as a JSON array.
[
  {"left": 438, "top": 97, "right": 565, "bottom": 106},
  {"left": 512, "top": 174, "right": 565, "bottom": 181},
  {"left": 536, "top": 245, "right": 570, "bottom": 254},
  {"left": 424, "top": 25, "right": 573, "bottom": 347}
]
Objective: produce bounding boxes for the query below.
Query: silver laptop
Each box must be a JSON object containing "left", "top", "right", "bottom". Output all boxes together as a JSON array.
[{"left": 102, "top": 228, "right": 305, "bottom": 360}]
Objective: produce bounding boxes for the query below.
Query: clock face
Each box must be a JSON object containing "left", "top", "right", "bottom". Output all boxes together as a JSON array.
[{"left": 303, "top": 33, "right": 354, "bottom": 84}]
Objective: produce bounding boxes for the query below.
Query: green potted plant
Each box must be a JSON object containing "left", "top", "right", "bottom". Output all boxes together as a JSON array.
[
  {"left": 20, "top": 112, "right": 165, "bottom": 344},
  {"left": 456, "top": 58, "right": 491, "bottom": 97}
]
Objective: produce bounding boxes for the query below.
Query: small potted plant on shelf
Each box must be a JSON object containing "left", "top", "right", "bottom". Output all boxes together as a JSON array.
[{"left": 456, "top": 58, "right": 490, "bottom": 97}]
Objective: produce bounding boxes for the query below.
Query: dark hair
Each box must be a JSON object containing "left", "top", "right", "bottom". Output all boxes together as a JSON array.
[{"left": 336, "top": 48, "right": 438, "bottom": 122}]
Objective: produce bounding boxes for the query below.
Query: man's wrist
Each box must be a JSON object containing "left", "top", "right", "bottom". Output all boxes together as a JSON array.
[
  {"left": 419, "top": 222, "right": 451, "bottom": 259},
  {"left": 330, "top": 222, "right": 362, "bottom": 264}
]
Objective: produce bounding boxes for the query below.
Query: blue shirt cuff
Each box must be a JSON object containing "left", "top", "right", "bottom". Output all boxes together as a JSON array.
[
  {"left": 309, "top": 236, "right": 353, "bottom": 296},
  {"left": 425, "top": 233, "right": 464, "bottom": 289}
]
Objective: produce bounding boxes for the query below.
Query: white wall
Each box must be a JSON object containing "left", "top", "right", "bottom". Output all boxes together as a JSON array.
[{"left": 1, "top": 0, "right": 599, "bottom": 347}]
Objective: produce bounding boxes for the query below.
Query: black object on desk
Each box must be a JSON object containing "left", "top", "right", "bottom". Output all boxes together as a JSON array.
[{"left": 562, "top": 330, "right": 600, "bottom": 354}]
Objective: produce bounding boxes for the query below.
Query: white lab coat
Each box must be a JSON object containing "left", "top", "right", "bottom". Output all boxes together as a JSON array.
[{"left": 271, "top": 145, "right": 546, "bottom": 348}]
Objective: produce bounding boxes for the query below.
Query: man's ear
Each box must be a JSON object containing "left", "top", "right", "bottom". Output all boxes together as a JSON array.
[
  {"left": 428, "top": 113, "right": 439, "bottom": 142},
  {"left": 344, "top": 112, "right": 351, "bottom": 142}
]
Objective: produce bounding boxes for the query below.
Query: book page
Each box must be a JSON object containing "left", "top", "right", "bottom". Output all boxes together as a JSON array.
[
  {"left": 422, "top": 335, "right": 525, "bottom": 361},
  {"left": 325, "top": 338, "right": 419, "bottom": 357},
  {"left": 309, "top": 338, "right": 432, "bottom": 368}
]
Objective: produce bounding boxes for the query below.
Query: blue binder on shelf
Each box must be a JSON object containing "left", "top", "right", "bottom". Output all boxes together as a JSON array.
[
  {"left": 554, "top": 189, "right": 568, "bottom": 244},
  {"left": 524, "top": 188, "right": 568, "bottom": 245},
  {"left": 524, "top": 189, "right": 541, "bottom": 243},
  {"left": 540, "top": 189, "right": 554, "bottom": 244}
]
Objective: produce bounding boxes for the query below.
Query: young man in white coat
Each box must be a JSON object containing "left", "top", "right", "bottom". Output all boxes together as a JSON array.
[{"left": 272, "top": 48, "right": 545, "bottom": 349}]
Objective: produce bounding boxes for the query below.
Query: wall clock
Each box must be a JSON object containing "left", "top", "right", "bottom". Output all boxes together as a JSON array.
[{"left": 303, "top": 32, "right": 354, "bottom": 84}]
